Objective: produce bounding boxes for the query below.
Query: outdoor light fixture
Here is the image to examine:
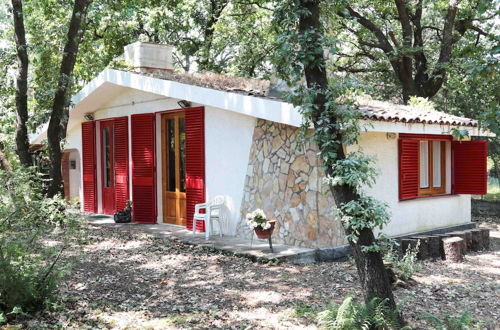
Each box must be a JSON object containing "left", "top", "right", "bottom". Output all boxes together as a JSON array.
[
  {"left": 386, "top": 132, "right": 397, "bottom": 140},
  {"left": 84, "top": 112, "right": 95, "bottom": 121},
  {"left": 177, "top": 100, "right": 191, "bottom": 108}
]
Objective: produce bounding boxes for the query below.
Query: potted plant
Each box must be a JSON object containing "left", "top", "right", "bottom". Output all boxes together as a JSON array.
[
  {"left": 246, "top": 209, "right": 276, "bottom": 239},
  {"left": 114, "top": 200, "right": 132, "bottom": 223}
]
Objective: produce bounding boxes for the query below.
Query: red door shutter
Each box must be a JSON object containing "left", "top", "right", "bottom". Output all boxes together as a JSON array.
[
  {"left": 114, "top": 116, "right": 129, "bottom": 211},
  {"left": 185, "top": 107, "right": 206, "bottom": 231},
  {"left": 82, "top": 121, "right": 97, "bottom": 212},
  {"left": 399, "top": 139, "right": 419, "bottom": 200},
  {"left": 452, "top": 140, "right": 488, "bottom": 195},
  {"left": 131, "top": 113, "right": 156, "bottom": 223}
]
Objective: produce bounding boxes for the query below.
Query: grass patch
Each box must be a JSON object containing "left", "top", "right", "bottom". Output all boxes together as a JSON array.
[{"left": 291, "top": 303, "right": 319, "bottom": 319}]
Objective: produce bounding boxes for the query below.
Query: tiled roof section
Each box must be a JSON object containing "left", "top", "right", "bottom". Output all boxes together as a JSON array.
[
  {"left": 358, "top": 100, "right": 477, "bottom": 127},
  {"left": 128, "top": 69, "right": 478, "bottom": 127},
  {"left": 356, "top": 99, "right": 478, "bottom": 127}
]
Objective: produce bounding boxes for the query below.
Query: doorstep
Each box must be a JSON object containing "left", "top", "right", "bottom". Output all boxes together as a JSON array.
[{"left": 86, "top": 216, "right": 317, "bottom": 264}]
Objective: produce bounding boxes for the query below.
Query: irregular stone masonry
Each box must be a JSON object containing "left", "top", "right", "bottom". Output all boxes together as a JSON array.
[{"left": 236, "top": 119, "right": 346, "bottom": 248}]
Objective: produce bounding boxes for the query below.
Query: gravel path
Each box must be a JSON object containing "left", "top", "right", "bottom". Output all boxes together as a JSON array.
[{"left": 24, "top": 217, "right": 499, "bottom": 329}]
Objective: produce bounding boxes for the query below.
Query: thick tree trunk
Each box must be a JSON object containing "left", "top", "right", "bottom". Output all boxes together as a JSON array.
[
  {"left": 46, "top": 0, "right": 90, "bottom": 197},
  {"left": 297, "top": 0, "right": 400, "bottom": 318},
  {"left": 11, "top": 0, "right": 32, "bottom": 167}
]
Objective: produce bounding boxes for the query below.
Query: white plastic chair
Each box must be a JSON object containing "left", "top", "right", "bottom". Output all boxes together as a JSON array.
[{"left": 192, "top": 196, "right": 225, "bottom": 240}]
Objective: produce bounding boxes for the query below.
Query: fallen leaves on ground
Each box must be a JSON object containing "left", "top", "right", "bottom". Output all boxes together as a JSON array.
[{"left": 14, "top": 217, "right": 500, "bottom": 329}]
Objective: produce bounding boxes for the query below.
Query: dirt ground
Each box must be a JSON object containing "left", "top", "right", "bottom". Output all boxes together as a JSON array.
[{"left": 20, "top": 216, "right": 500, "bottom": 329}]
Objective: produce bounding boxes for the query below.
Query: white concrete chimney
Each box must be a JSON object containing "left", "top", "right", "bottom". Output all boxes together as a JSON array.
[{"left": 124, "top": 42, "right": 174, "bottom": 73}]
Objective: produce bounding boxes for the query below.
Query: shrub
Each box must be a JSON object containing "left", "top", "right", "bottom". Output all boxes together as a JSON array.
[
  {"left": 317, "top": 295, "right": 406, "bottom": 330},
  {"left": 0, "top": 168, "right": 82, "bottom": 320},
  {"left": 383, "top": 241, "right": 421, "bottom": 282}
]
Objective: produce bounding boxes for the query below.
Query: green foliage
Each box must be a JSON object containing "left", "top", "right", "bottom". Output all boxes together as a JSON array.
[
  {"left": 422, "top": 310, "right": 483, "bottom": 330},
  {"left": 292, "top": 303, "right": 319, "bottom": 318},
  {"left": 383, "top": 242, "right": 421, "bottom": 282},
  {"left": 407, "top": 97, "right": 436, "bottom": 112},
  {"left": 325, "top": 151, "right": 379, "bottom": 190},
  {"left": 273, "top": 1, "right": 392, "bottom": 247},
  {"left": 0, "top": 168, "right": 83, "bottom": 319},
  {"left": 340, "top": 197, "right": 390, "bottom": 245},
  {"left": 317, "top": 295, "right": 405, "bottom": 330}
]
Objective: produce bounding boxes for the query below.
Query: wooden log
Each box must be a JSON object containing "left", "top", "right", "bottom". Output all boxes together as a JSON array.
[
  {"left": 412, "top": 236, "right": 430, "bottom": 260},
  {"left": 400, "top": 238, "right": 418, "bottom": 255},
  {"left": 437, "top": 234, "right": 452, "bottom": 260},
  {"left": 479, "top": 228, "right": 490, "bottom": 250},
  {"left": 443, "top": 237, "right": 464, "bottom": 263},
  {"left": 448, "top": 231, "right": 467, "bottom": 254},
  {"left": 470, "top": 229, "right": 482, "bottom": 251},
  {"left": 427, "top": 235, "right": 441, "bottom": 259},
  {"left": 463, "top": 231, "right": 473, "bottom": 251}
]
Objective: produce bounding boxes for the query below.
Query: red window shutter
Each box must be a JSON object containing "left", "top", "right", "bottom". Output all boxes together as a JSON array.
[
  {"left": 114, "top": 116, "right": 129, "bottom": 211},
  {"left": 185, "top": 107, "right": 206, "bottom": 231},
  {"left": 399, "top": 133, "right": 453, "bottom": 141},
  {"left": 452, "top": 140, "right": 488, "bottom": 195},
  {"left": 131, "top": 113, "right": 156, "bottom": 223},
  {"left": 82, "top": 121, "right": 97, "bottom": 212},
  {"left": 399, "top": 139, "right": 419, "bottom": 200}
]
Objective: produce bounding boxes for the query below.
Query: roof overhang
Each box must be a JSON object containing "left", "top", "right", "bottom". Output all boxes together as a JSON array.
[{"left": 30, "top": 69, "right": 493, "bottom": 144}]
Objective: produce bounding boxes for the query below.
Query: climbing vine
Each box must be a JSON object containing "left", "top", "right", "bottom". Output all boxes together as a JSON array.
[{"left": 272, "top": 0, "right": 391, "bottom": 250}]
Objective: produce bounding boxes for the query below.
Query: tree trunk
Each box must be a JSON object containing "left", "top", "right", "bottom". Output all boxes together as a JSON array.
[
  {"left": 297, "top": 0, "right": 400, "bottom": 318},
  {"left": 11, "top": 0, "right": 32, "bottom": 167},
  {"left": 0, "top": 142, "right": 13, "bottom": 172},
  {"left": 197, "top": 0, "right": 229, "bottom": 71},
  {"left": 46, "top": 0, "right": 90, "bottom": 197}
]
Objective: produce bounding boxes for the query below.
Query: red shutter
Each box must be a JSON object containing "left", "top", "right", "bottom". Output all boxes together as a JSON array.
[
  {"left": 399, "top": 133, "right": 453, "bottom": 141},
  {"left": 452, "top": 140, "right": 488, "bottom": 195},
  {"left": 131, "top": 113, "right": 156, "bottom": 223},
  {"left": 114, "top": 116, "right": 129, "bottom": 211},
  {"left": 185, "top": 107, "right": 206, "bottom": 231},
  {"left": 82, "top": 121, "right": 97, "bottom": 212},
  {"left": 399, "top": 139, "right": 419, "bottom": 200}
]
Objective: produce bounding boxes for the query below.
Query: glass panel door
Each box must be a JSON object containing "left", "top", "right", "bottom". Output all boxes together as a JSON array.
[
  {"left": 101, "top": 121, "right": 115, "bottom": 214},
  {"left": 162, "top": 112, "right": 187, "bottom": 225}
]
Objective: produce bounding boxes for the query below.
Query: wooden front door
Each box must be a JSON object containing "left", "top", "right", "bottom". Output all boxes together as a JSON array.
[
  {"left": 101, "top": 120, "right": 115, "bottom": 214},
  {"left": 162, "top": 112, "right": 187, "bottom": 225}
]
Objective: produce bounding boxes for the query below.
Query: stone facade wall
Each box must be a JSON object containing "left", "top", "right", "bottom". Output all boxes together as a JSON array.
[{"left": 236, "top": 119, "right": 346, "bottom": 248}]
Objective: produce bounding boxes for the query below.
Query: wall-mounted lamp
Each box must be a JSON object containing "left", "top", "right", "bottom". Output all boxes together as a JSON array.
[
  {"left": 84, "top": 112, "right": 95, "bottom": 121},
  {"left": 177, "top": 100, "right": 192, "bottom": 108},
  {"left": 386, "top": 132, "right": 397, "bottom": 140}
]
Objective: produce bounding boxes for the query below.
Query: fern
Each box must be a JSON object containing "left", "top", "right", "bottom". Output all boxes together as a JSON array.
[
  {"left": 423, "top": 310, "right": 480, "bottom": 330},
  {"left": 318, "top": 295, "right": 406, "bottom": 330}
]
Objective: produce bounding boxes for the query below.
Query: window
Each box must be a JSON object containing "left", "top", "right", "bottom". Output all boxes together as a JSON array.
[
  {"left": 398, "top": 134, "right": 488, "bottom": 201},
  {"left": 418, "top": 140, "right": 445, "bottom": 196}
]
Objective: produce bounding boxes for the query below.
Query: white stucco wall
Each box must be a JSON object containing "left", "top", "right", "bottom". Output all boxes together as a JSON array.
[
  {"left": 68, "top": 150, "right": 81, "bottom": 200},
  {"left": 204, "top": 106, "right": 256, "bottom": 235},
  {"left": 352, "top": 132, "right": 471, "bottom": 237}
]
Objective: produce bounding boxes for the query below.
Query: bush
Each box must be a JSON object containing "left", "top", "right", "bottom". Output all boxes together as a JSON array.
[
  {"left": 0, "top": 168, "right": 82, "bottom": 321},
  {"left": 317, "top": 295, "right": 406, "bottom": 330},
  {"left": 383, "top": 241, "right": 422, "bottom": 282}
]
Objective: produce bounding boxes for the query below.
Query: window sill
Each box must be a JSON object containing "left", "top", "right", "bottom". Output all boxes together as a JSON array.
[{"left": 400, "top": 193, "right": 461, "bottom": 202}]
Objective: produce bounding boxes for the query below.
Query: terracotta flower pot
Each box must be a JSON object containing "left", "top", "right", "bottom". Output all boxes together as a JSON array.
[{"left": 254, "top": 220, "right": 276, "bottom": 239}]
